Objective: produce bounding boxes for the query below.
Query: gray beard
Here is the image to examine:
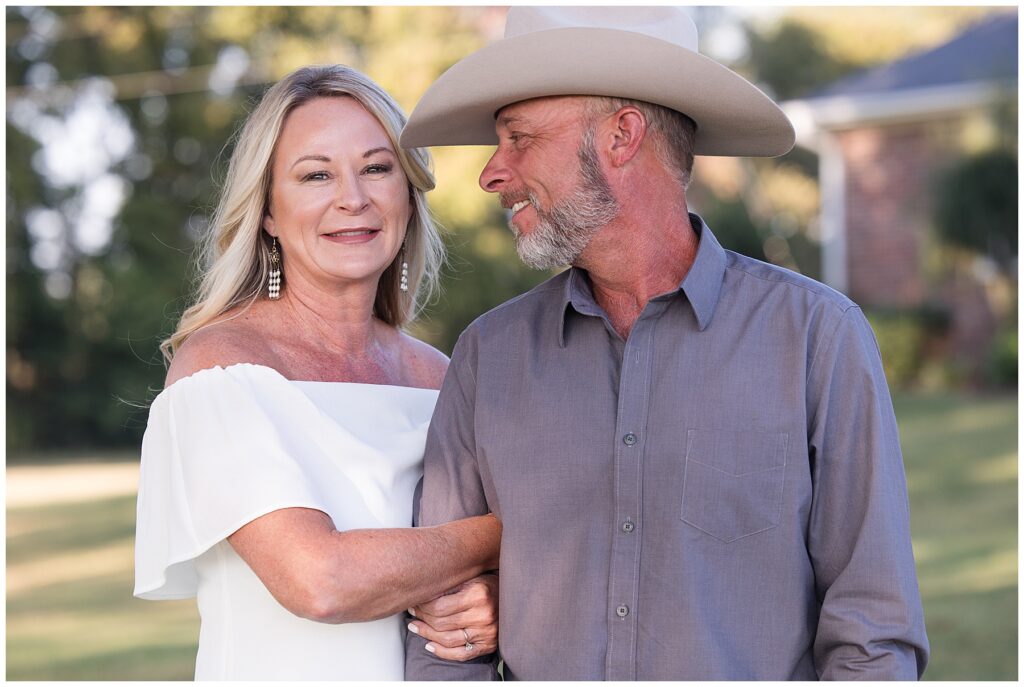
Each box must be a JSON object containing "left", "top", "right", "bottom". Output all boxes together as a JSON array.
[{"left": 511, "top": 135, "right": 619, "bottom": 270}]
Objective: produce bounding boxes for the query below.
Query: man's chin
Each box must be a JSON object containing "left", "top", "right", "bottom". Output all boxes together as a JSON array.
[
  {"left": 520, "top": 256, "right": 562, "bottom": 271},
  {"left": 516, "top": 241, "right": 574, "bottom": 271},
  {"left": 508, "top": 216, "right": 535, "bottom": 239}
]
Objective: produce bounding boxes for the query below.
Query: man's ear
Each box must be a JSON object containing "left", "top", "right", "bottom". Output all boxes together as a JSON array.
[{"left": 607, "top": 106, "right": 647, "bottom": 168}]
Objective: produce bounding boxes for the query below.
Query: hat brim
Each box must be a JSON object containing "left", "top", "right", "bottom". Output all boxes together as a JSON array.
[{"left": 401, "top": 27, "right": 795, "bottom": 157}]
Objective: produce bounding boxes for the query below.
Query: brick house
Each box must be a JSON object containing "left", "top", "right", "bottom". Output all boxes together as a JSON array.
[{"left": 782, "top": 12, "right": 1017, "bottom": 378}]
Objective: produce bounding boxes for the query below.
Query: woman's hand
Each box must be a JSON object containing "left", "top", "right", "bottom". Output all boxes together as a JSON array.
[{"left": 407, "top": 573, "right": 498, "bottom": 661}]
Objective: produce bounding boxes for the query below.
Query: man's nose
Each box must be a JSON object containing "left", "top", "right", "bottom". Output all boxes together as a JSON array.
[{"left": 479, "top": 149, "right": 509, "bottom": 194}]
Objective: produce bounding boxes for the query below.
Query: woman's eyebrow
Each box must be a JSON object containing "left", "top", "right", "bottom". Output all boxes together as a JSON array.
[
  {"left": 290, "top": 154, "right": 330, "bottom": 170},
  {"left": 289, "top": 148, "right": 392, "bottom": 170}
]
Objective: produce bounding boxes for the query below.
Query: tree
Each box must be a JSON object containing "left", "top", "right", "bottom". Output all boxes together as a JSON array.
[
  {"left": 6, "top": 7, "right": 549, "bottom": 452},
  {"left": 933, "top": 149, "right": 1018, "bottom": 269}
]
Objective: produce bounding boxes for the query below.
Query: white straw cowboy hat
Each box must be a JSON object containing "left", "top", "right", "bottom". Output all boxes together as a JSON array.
[{"left": 401, "top": 6, "right": 794, "bottom": 157}]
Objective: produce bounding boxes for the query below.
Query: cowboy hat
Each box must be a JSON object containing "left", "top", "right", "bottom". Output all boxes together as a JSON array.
[{"left": 400, "top": 6, "right": 794, "bottom": 157}]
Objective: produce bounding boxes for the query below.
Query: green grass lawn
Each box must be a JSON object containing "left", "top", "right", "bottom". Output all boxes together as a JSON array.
[
  {"left": 6, "top": 494, "right": 200, "bottom": 680},
  {"left": 895, "top": 393, "right": 1018, "bottom": 680},
  {"left": 5, "top": 392, "right": 1017, "bottom": 680}
]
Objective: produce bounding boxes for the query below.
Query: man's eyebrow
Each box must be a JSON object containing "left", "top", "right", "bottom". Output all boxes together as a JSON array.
[{"left": 496, "top": 114, "right": 524, "bottom": 128}]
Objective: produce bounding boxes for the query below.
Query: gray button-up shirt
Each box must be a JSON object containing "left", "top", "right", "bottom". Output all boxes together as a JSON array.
[{"left": 406, "top": 216, "right": 928, "bottom": 680}]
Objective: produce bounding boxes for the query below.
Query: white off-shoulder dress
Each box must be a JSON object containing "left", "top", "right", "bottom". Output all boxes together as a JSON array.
[{"left": 133, "top": 363, "right": 438, "bottom": 680}]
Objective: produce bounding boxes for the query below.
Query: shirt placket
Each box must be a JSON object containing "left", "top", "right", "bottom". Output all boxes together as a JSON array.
[{"left": 604, "top": 302, "right": 664, "bottom": 680}]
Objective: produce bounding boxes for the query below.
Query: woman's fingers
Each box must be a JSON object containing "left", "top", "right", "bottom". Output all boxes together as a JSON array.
[
  {"left": 410, "top": 573, "right": 498, "bottom": 631},
  {"left": 415, "top": 624, "right": 497, "bottom": 661},
  {"left": 412, "top": 606, "right": 484, "bottom": 632},
  {"left": 413, "top": 573, "right": 497, "bottom": 619},
  {"left": 426, "top": 640, "right": 496, "bottom": 662},
  {"left": 408, "top": 621, "right": 497, "bottom": 650},
  {"left": 407, "top": 622, "right": 464, "bottom": 648},
  {"left": 408, "top": 572, "right": 499, "bottom": 661}
]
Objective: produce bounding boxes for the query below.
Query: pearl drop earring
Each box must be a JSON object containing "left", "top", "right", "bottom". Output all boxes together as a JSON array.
[
  {"left": 268, "top": 237, "right": 281, "bottom": 299},
  {"left": 399, "top": 244, "right": 409, "bottom": 293}
]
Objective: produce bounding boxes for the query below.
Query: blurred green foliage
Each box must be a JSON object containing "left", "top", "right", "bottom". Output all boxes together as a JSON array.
[
  {"left": 5, "top": 7, "right": 1015, "bottom": 452},
  {"left": 865, "top": 306, "right": 951, "bottom": 389},
  {"left": 694, "top": 195, "right": 767, "bottom": 263},
  {"left": 5, "top": 6, "right": 545, "bottom": 451},
  {"left": 740, "top": 6, "right": 999, "bottom": 99},
  {"left": 5, "top": 6, "right": 808, "bottom": 453},
  {"left": 987, "top": 316, "right": 1017, "bottom": 388},
  {"left": 744, "top": 20, "right": 858, "bottom": 101},
  {"left": 933, "top": 149, "right": 1018, "bottom": 268}
]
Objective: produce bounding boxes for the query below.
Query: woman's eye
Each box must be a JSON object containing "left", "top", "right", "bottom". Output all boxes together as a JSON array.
[
  {"left": 302, "top": 170, "right": 330, "bottom": 182},
  {"left": 364, "top": 163, "right": 392, "bottom": 175}
]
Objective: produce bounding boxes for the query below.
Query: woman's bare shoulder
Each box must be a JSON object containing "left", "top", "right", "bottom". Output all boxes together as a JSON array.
[
  {"left": 398, "top": 331, "right": 450, "bottom": 390},
  {"left": 166, "top": 312, "right": 278, "bottom": 388}
]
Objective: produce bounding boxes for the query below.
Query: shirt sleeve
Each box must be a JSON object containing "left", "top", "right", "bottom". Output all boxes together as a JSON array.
[
  {"left": 806, "top": 306, "right": 930, "bottom": 679},
  {"left": 133, "top": 365, "right": 329, "bottom": 600},
  {"left": 404, "top": 330, "right": 501, "bottom": 680}
]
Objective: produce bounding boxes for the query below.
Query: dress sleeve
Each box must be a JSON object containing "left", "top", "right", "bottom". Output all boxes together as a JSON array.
[{"left": 133, "top": 364, "right": 330, "bottom": 600}]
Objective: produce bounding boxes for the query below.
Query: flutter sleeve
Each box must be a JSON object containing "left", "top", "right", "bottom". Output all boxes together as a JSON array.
[{"left": 133, "top": 364, "right": 330, "bottom": 600}]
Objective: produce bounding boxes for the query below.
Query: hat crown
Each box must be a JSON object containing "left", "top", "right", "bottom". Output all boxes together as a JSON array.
[
  {"left": 504, "top": 6, "right": 698, "bottom": 52},
  {"left": 401, "top": 5, "right": 795, "bottom": 157}
]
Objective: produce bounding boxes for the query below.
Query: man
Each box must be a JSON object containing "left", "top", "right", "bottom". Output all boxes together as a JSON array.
[{"left": 401, "top": 6, "right": 929, "bottom": 680}]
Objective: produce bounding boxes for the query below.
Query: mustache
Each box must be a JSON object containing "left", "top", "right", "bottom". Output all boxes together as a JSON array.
[{"left": 500, "top": 188, "right": 539, "bottom": 211}]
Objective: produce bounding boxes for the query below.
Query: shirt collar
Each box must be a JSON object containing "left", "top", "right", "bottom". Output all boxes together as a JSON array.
[
  {"left": 557, "top": 212, "right": 727, "bottom": 347},
  {"left": 680, "top": 213, "right": 727, "bottom": 332}
]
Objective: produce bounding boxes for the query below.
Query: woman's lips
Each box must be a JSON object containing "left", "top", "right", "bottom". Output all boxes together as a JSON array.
[{"left": 321, "top": 228, "right": 381, "bottom": 244}]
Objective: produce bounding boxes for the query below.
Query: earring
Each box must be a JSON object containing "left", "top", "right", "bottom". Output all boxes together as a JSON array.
[
  {"left": 399, "top": 244, "right": 409, "bottom": 293},
  {"left": 268, "top": 237, "right": 281, "bottom": 299}
]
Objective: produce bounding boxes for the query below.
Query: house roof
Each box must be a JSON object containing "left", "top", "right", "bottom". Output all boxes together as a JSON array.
[
  {"left": 812, "top": 12, "right": 1017, "bottom": 98},
  {"left": 784, "top": 11, "right": 1018, "bottom": 139}
]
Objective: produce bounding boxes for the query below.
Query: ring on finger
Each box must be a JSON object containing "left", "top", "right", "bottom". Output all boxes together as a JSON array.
[{"left": 461, "top": 628, "right": 474, "bottom": 652}]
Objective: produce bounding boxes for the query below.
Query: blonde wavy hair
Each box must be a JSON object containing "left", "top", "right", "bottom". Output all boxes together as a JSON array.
[{"left": 161, "top": 65, "right": 444, "bottom": 361}]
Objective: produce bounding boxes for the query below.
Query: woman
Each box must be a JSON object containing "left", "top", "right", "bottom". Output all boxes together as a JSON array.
[{"left": 134, "top": 65, "right": 499, "bottom": 680}]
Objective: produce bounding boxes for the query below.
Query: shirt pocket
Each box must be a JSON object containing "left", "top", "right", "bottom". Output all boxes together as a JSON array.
[{"left": 680, "top": 429, "right": 788, "bottom": 543}]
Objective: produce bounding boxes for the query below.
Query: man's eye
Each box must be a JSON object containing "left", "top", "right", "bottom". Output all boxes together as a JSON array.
[{"left": 508, "top": 132, "right": 532, "bottom": 148}]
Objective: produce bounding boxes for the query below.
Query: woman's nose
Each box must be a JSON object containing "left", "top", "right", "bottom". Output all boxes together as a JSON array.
[{"left": 335, "top": 176, "right": 370, "bottom": 213}]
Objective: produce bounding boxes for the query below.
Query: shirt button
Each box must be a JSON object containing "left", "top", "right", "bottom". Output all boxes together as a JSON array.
[
  {"left": 623, "top": 432, "right": 638, "bottom": 446},
  {"left": 621, "top": 520, "right": 635, "bottom": 533},
  {"left": 616, "top": 604, "right": 629, "bottom": 618}
]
